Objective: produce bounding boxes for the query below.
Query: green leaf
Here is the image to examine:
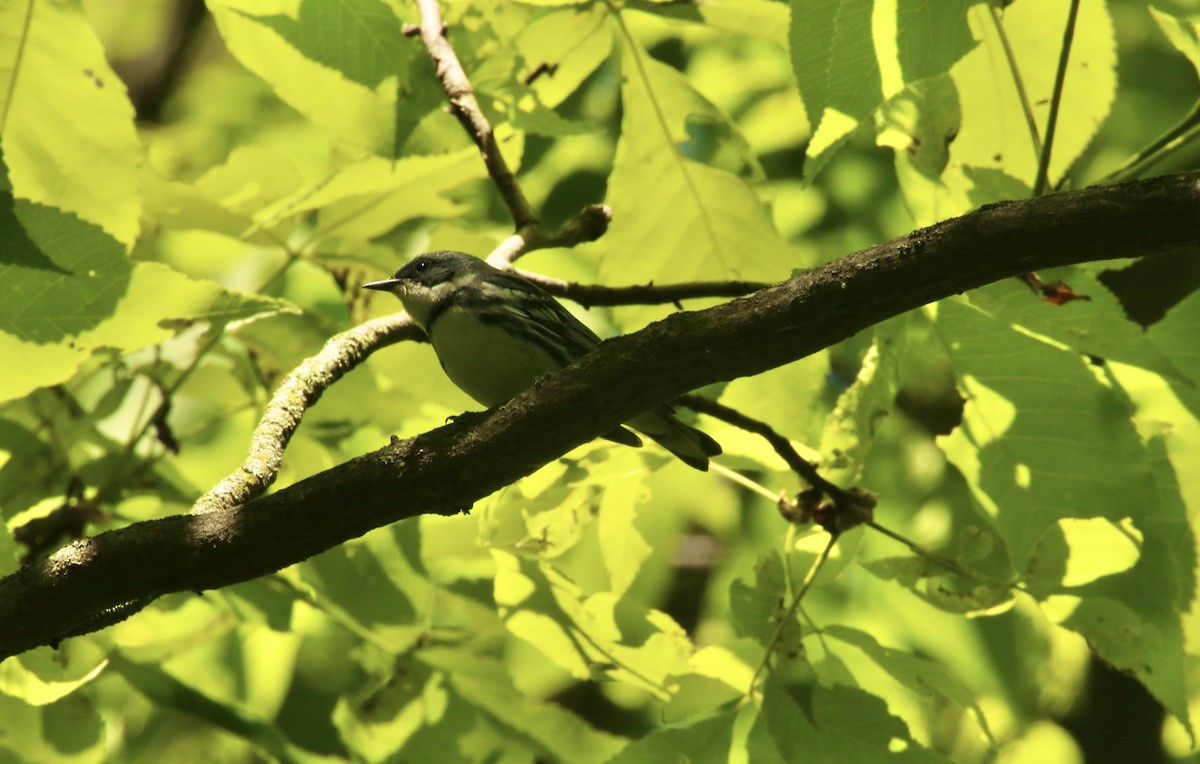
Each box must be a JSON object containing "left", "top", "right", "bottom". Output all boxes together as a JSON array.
[
  {"left": 949, "top": 0, "right": 1116, "bottom": 188},
  {"left": 1150, "top": 6, "right": 1200, "bottom": 75},
  {"left": 110, "top": 651, "right": 321, "bottom": 764},
  {"left": 422, "top": 649, "right": 628, "bottom": 764},
  {"left": 729, "top": 550, "right": 789, "bottom": 646},
  {"left": 597, "top": 470, "right": 652, "bottom": 596},
  {"left": 719, "top": 352, "right": 829, "bottom": 446},
  {"left": 141, "top": 169, "right": 282, "bottom": 246},
  {"left": 877, "top": 74, "right": 966, "bottom": 226},
  {"left": 0, "top": 0, "right": 141, "bottom": 245},
  {"left": 0, "top": 691, "right": 106, "bottom": 761},
  {"left": 271, "top": 146, "right": 493, "bottom": 244},
  {"left": 932, "top": 305, "right": 1195, "bottom": 724},
  {"left": 1050, "top": 435, "right": 1194, "bottom": 735},
  {"left": 0, "top": 197, "right": 294, "bottom": 402},
  {"left": 516, "top": 5, "right": 614, "bottom": 108},
  {"left": 603, "top": 37, "right": 792, "bottom": 327},
  {"left": 333, "top": 656, "right": 456, "bottom": 762},
  {"left": 1144, "top": 287, "right": 1200, "bottom": 386},
  {"left": 859, "top": 554, "right": 1015, "bottom": 615},
  {"left": 1, "top": 198, "right": 129, "bottom": 342},
  {"left": 791, "top": 0, "right": 973, "bottom": 176},
  {"left": 937, "top": 298, "right": 1157, "bottom": 570},
  {"left": 968, "top": 268, "right": 1195, "bottom": 385},
  {"left": 818, "top": 333, "right": 903, "bottom": 486},
  {"left": 0, "top": 645, "right": 107, "bottom": 706},
  {"left": 894, "top": 0, "right": 976, "bottom": 83},
  {"left": 492, "top": 551, "right": 691, "bottom": 698},
  {"left": 789, "top": 0, "right": 877, "bottom": 171},
  {"left": 608, "top": 709, "right": 738, "bottom": 764},
  {"left": 295, "top": 529, "right": 429, "bottom": 652},
  {"left": 636, "top": 0, "right": 791, "bottom": 47},
  {"left": 1060, "top": 596, "right": 1190, "bottom": 736},
  {"left": 823, "top": 624, "right": 994, "bottom": 743},
  {"left": 758, "top": 677, "right": 951, "bottom": 763},
  {"left": 493, "top": 549, "right": 596, "bottom": 681},
  {"left": 254, "top": 0, "right": 410, "bottom": 88},
  {"left": 209, "top": 0, "right": 443, "bottom": 156}
]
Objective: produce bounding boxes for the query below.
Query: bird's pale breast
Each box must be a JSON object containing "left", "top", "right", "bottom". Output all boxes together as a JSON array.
[{"left": 429, "top": 305, "right": 564, "bottom": 408}]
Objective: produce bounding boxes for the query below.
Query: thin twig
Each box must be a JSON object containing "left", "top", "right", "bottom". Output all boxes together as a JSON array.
[
  {"left": 680, "top": 395, "right": 847, "bottom": 502},
  {"left": 1032, "top": 0, "right": 1082, "bottom": 197},
  {"left": 517, "top": 271, "right": 768, "bottom": 308},
  {"left": 487, "top": 203, "right": 614, "bottom": 269},
  {"left": 682, "top": 395, "right": 879, "bottom": 531},
  {"left": 709, "top": 463, "right": 782, "bottom": 504}
]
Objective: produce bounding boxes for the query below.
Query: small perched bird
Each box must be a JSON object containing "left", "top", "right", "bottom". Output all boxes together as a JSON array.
[{"left": 364, "top": 250, "right": 721, "bottom": 470}]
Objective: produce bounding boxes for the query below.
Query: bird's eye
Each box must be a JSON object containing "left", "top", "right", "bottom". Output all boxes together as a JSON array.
[{"left": 414, "top": 259, "right": 430, "bottom": 272}]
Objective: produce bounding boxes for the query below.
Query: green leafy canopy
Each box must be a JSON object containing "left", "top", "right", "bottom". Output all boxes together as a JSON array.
[{"left": 1, "top": 0, "right": 1198, "bottom": 761}]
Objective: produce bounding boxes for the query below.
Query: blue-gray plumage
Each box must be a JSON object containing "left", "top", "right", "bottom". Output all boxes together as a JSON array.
[{"left": 364, "top": 251, "right": 721, "bottom": 470}]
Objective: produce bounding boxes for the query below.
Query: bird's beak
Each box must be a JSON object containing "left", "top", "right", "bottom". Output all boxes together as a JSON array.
[{"left": 363, "top": 277, "right": 402, "bottom": 292}]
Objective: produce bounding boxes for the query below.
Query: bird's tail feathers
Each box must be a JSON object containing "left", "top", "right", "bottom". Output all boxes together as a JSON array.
[{"left": 627, "top": 409, "right": 721, "bottom": 471}]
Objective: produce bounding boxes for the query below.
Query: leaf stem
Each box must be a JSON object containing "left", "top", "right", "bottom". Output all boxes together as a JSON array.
[
  {"left": 1033, "top": 0, "right": 1083, "bottom": 197},
  {"left": 709, "top": 463, "right": 782, "bottom": 504},
  {"left": 1102, "top": 98, "right": 1200, "bottom": 183},
  {"left": 866, "top": 520, "right": 1018, "bottom": 590},
  {"left": 987, "top": 4, "right": 1042, "bottom": 159},
  {"left": 748, "top": 532, "right": 837, "bottom": 695}
]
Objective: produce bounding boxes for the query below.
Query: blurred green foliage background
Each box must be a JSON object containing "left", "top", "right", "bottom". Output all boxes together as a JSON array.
[{"left": 1, "top": 0, "right": 1199, "bottom": 761}]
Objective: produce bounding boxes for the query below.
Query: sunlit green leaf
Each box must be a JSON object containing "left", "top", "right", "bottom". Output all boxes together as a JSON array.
[
  {"left": 819, "top": 334, "right": 902, "bottom": 486},
  {"left": 209, "top": 0, "right": 442, "bottom": 156},
  {"left": 608, "top": 709, "right": 738, "bottom": 764},
  {"left": 423, "top": 649, "right": 628, "bottom": 763},
  {"left": 950, "top": 0, "right": 1116, "bottom": 188},
  {"left": 598, "top": 470, "right": 651, "bottom": 596},
  {"left": 638, "top": 0, "right": 791, "bottom": 47},
  {"left": 1150, "top": 6, "right": 1200, "bottom": 74},
  {"left": 937, "top": 298, "right": 1155, "bottom": 570},
  {"left": 759, "top": 676, "right": 952, "bottom": 762},
  {"left": 0, "top": 198, "right": 291, "bottom": 402},
  {"left": 0, "top": 645, "right": 107, "bottom": 706},
  {"left": 492, "top": 551, "right": 691, "bottom": 697},
  {"left": 729, "top": 550, "right": 792, "bottom": 648},
  {"left": 516, "top": 5, "right": 613, "bottom": 107},
  {"left": 968, "top": 268, "right": 1195, "bottom": 385},
  {"left": 603, "top": 36, "right": 793, "bottom": 327},
  {"left": 823, "top": 624, "right": 993, "bottom": 743},
  {"left": 0, "top": 0, "right": 141, "bottom": 245}
]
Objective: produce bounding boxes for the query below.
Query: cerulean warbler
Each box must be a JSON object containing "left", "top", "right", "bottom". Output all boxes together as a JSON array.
[{"left": 364, "top": 251, "right": 722, "bottom": 471}]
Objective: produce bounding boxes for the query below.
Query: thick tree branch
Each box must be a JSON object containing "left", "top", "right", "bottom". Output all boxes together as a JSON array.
[{"left": 1, "top": 172, "right": 1196, "bottom": 659}]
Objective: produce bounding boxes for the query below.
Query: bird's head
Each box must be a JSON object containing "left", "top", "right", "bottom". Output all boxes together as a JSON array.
[{"left": 364, "top": 251, "right": 485, "bottom": 329}]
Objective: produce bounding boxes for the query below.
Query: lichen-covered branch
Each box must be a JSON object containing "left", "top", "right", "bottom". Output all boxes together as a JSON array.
[{"left": 191, "top": 314, "right": 424, "bottom": 514}]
